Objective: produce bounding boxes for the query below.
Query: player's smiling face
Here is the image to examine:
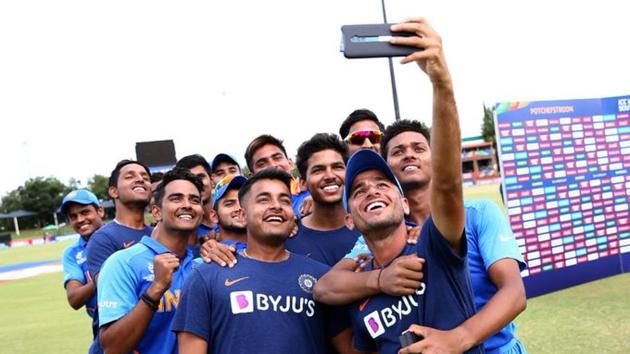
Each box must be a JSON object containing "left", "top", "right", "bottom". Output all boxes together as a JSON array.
[
  {"left": 303, "top": 149, "right": 345, "bottom": 205},
  {"left": 347, "top": 170, "right": 407, "bottom": 235},
  {"left": 66, "top": 203, "right": 104, "bottom": 238},
  {"left": 155, "top": 179, "right": 203, "bottom": 232},
  {"left": 216, "top": 189, "right": 246, "bottom": 231},
  {"left": 386, "top": 131, "right": 432, "bottom": 189},
  {"left": 188, "top": 165, "right": 213, "bottom": 202},
  {"left": 112, "top": 163, "right": 152, "bottom": 206},
  {"left": 251, "top": 144, "right": 293, "bottom": 174},
  {"left": 242, "top": 179, "right": 295, "bottom": 243}
]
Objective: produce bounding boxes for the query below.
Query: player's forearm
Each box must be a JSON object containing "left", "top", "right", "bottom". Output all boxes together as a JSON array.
[
  {"left": 453, "top": 279, "right": 527, "bottom": 350},
  {"left": 66, "top": 281, "right": 95, "bottom": 310},
  {"left": 99, "top": 302, "right": 156, "bottom": 354},
  {"left": 314, "top": 261, "right": 380, "bottom": 305},
  {"left": 429, "top": 79, "right": 465, "bottom": 247}
]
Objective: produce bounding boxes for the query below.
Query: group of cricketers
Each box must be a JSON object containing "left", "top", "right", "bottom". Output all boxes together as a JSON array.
[{"left": 60, "top": 18, "right": 527, "bottom": 354}]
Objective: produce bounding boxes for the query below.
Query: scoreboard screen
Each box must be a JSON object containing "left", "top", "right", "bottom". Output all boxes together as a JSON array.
[{"left": 495, "top": 95, "right": 630, "bottom": 296}]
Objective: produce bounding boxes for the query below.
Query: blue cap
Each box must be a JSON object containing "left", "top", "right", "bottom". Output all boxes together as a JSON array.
[
  {"left": 60, "top": 189, "right": 100, "bottom": 215},
  {"left": 211, "top": 153, "right": 239, "bottom": 172},
  {"left": 343, "top": 149, "right": 404, "bottom": 212},
  {"left": 212, "top": 175, "right": 247, "bottom": 206}
]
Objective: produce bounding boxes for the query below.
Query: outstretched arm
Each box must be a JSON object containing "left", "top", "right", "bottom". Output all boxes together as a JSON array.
[{"left": 392, "top": 18, "right": 464, "bottom": 251}]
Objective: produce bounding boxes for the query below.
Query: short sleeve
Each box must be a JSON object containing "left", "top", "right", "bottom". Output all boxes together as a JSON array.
[
  {"left": 63, "top": 244, "right": 86, "bottom": 286},
  {"left": 344, "top": 235, "right": 371, "bottom": 260},
  {"left": 171, "top": 268, "right": 213, "bottom": 343},
  {"left": 474, "top": 200, "right": 526, "bottom": 271},
  {"left": 97, "top": 254, "right": 139, "bottom": 327},
  {"left": 87, "top": 231, "right": 117, "bottom": 278},
  {"left": 422, "top": 217, "right": 467, "bottom": 267}
]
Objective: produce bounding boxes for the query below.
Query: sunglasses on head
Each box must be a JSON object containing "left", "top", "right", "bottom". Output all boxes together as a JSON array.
[{"left": 344, "top": 130, "right": 383, "bottom": 145}]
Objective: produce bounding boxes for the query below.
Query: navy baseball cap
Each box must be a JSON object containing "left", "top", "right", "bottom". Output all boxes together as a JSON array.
[
  {"left": 343, "top": 149, "right": 404, "bottom": 212},
  {"left": 60, "top": 189, "right": 100, "bottom": 215},
  {"left": 212, "top": 175, "right": 247, "bottom": 206},
  {"left": 211, "top": 153, "right": 239, "bottom": 172}
]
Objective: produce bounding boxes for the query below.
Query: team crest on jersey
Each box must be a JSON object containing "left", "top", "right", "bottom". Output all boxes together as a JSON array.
[
  {"left": 143, "top": 262, "right": 155, "bottom": 281},
  {"left": 298, "top": 274, "right": 317, "bottom": 293},
  {"left": 75, "top": 250, "right": 87, "bottom": 264}
]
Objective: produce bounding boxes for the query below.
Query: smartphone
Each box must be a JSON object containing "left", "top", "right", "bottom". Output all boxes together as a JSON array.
[
  {"left": 399, "top": 330, "right": 423, "bottom": 348},
  {"left": 341, "top": 23, "right": 417, "bottom": 59}
]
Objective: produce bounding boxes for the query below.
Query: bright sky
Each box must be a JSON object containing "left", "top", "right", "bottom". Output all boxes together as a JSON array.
[{"left": 1, "top": 1, "right": 628, "bottom": 197}]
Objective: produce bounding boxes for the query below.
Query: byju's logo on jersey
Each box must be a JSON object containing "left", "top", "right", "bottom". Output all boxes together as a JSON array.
[
  {"left": 363, "top": 311, "right": 385, "bottom": 338},
  {"left": 298, "top": 274, "right": 317, "bottom": 293},
  {"left": 230, "top": 291, "right": 254, "bottom": 314}
]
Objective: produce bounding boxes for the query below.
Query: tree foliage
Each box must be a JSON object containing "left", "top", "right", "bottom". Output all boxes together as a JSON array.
[
  {"left": 88, "top": 174, "right": 110, "bottom": 201},
  {"left": 481, "top": 104, "right": 496, "bottom": 144},
  {"left": 0, "top": 177, "right": 71, "bottom": 227}
]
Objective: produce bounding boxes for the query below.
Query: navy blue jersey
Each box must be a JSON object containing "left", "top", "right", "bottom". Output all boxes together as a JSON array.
[
  {"left": 86, "top": 221, "right": 152, "bottom": 354},
  {"left": 172, "top": 252, "right": 345, "bottom": 354},
  {"left": 351, "top": 217, "right": 482, "bottom": 354},
  {"left": 87, "top": 221, "right": 153, "bottom": 277},
  {"left": 286, "top": 221, "right": 360, "bottom": 266}
]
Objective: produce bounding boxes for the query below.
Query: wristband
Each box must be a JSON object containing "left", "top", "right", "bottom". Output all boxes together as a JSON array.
[
  {"left": 141, "top": 292, "right": 160, "bottom": 311},
  {"left": 376, "top": 268, "right": 384, "bottom": 292}
]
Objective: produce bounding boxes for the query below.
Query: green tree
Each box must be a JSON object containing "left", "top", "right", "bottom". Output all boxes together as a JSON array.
[
  {"left": 18, "top": 177, "right": 70, "bottom": 225},
  {"left": 88, "top": 174, "right": 110, "bottom": 201},
  {"left": 481, "top": 104, "right": 496, "bottom": 145},
  {"left": 481, "top": 104, "right": 501, "bottom": 172},
  {"left": 0, "top": 190, "right": 22, "bottom": 213}
]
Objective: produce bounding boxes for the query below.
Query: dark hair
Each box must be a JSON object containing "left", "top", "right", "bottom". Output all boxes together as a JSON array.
[
  {"left": 153, "top": 168, "right": 204, "bottom": 207},
  {"left": 150, "top": 172, "right": 164, "bottom": 184},
  {"left": 338, "top": 109, "right": 385, "bottom": 139},
  {"left": 381, "top": 119, "right": 431, "bottom": 159},
  {"left": 244, "top": 134, "right": 289, "bottom": 171},
  {"left": 175, "top": 154, "right": 211, "bottom": 176},
  {"left": 108, "top": 160, "right": 151, "bottom": 188},
  {"left": 238, "top": 169, "right": 292, "bottom": 204},
  {"left": 296, "top": 133, "right": 349, "bottom": 178}
]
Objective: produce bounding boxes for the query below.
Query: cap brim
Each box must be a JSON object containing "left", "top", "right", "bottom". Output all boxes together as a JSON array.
[
  {"left": 343, "top": 149, "right": 403, "bottom": 211},
  {"left": 212, "top": 175, "right": 247, "bottom": 205}
]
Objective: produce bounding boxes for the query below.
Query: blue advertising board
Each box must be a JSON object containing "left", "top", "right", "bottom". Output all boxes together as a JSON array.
[{"left": 495, "top": 95, "right": 630, "bottom": 297}]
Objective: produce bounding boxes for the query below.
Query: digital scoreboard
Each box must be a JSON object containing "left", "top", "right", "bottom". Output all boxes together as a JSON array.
[{"left": 495, "top": 95, "right": 630, "bottom": 296}]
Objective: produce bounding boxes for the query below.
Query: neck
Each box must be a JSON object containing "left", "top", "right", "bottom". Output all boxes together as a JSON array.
[
  {"left": 152, "top": 225, "right": 190, "bottom": 258},
  {"left": 403, "top": 184, "right": 431, "bottom": 225},
  {"left": 301, "top": 201, "right": 346, "bottom": 230},
  {"left": 244, "top": 235, "right": 288, "bottom": 262},
  {"left": 114, "top": 202, "right": 146, "bottom": 229},
  {"left": 220, "top": 228, "right": 248, "bottom": 244},
  {"left": 364, "top": 222, "right": 408, "bottom": 268}
]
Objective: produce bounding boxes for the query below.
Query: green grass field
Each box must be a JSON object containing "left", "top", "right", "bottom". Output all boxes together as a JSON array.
[{"left": 1, "top": 270, "right": 628, "bottom": 353}]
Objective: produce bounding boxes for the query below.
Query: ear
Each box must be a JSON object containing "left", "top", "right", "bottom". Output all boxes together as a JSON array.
[
  {"left": 151, "top": 204, "right": 162, "bottom": 223},
  {"left": 96, "top": 207, "right": 105, "bottom": 218},
  {"left": 208, "top": 208, "right": 219, "bottom": 225},
  {"left": 237, "top": 208, "right": 246, "bottom": 223},
  {"left": 401, "top": 196, "right": 410, "bottom": 216},
  {"left": 344, "top": 213, "right": 355, "bottom": 230},
  {"left": 108, "top": 186, "right": 118, "bottom": 199},
  {"left": 298, "top": 177, "right": 307, "bottom": 192}
]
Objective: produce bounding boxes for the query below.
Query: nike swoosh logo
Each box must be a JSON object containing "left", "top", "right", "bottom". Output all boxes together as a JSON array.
[
  {"left": 359, "top": 297, "right": 371, "bottom": 312},
  {"left": 499, "top": 234, "right": 511, "bottom": 242},
  {"left": 123, "top": 241, "right": 135, "bottom": 249},
  {"left": 224, "top": 276, "right": 249, "bottom": 287}
]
